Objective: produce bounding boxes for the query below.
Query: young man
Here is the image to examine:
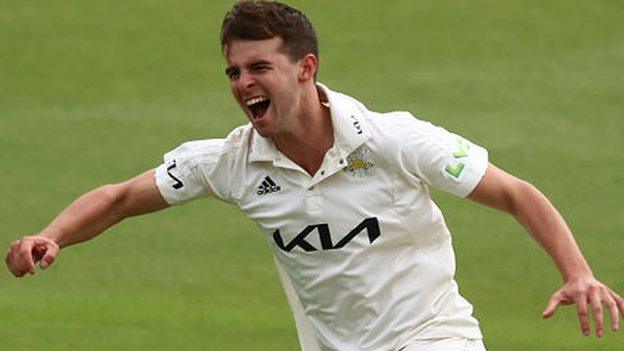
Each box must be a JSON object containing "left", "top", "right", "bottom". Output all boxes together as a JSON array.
[{"left": 6, "top": 1, "right": 623, "bottom": 350}]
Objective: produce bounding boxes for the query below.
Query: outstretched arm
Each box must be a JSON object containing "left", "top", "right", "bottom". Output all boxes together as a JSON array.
[
  {"left": 5, "top": 169, "right": 168, "bottom": 277},
  {"left": 468, "top": 163, "right": 624, "bottom": 337}
]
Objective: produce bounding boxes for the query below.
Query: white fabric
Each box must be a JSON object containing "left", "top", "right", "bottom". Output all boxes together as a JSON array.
[
  {"left": 400, "top": 338, "right": 486, "bottom": 351},
  {"left": 274, "top": 258, "right": 323, "bottom": 351},
  {"left": 155, "top": 83, "right": 489, "bottom": 351}
]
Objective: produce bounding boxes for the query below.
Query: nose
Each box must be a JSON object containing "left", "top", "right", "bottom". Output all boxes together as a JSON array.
[{"left": 237, "top": 71, "right": 255, "bottom": 91}]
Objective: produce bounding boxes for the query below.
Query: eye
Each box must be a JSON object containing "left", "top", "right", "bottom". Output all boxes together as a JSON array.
[
  {"left": 225, "top": 68, "right": 240, "bottom": 80},
  {"left": 253, "top": 65, "right": 271, "bottom": 72}
]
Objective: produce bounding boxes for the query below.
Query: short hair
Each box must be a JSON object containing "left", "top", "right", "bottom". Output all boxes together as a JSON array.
[{"left": 220, "top": 1, "right": 319, "bottom": 63}]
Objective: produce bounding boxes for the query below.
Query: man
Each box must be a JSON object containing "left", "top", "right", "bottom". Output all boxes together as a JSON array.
[{"left": 5, "top": 1, "right": 623, "bottom": 350}]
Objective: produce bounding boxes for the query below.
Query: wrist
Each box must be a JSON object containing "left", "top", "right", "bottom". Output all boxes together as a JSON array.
[
  {"left": 38, "top": 228, "right": 64, "bottom": 248},
  {"left": 562, "top": 268, "right": 594, "bottom": 283}
]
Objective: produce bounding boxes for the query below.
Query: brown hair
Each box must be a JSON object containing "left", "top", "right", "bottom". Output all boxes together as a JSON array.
[{"left": 220, "top": 1, "right": 319, "bottom": 63}]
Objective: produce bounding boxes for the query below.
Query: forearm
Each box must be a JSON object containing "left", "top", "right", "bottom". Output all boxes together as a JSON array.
[
  {"left": 39, "top": 185, "right": 127, "bottom": 248},
  {"left": 469, "top": 165, "right": 593, "bottom": 282},
  {"left": 6, "top": 170, "right": 168, "bottom": 277},
  {"left": 38, "top": 170, "right": 168, "bottom": 248},
  {"left": 509, "top": 181, "right": 592, "bottom": 281},
  {"left": 469, "top": 164, "right": 623, "bottom": 334}
]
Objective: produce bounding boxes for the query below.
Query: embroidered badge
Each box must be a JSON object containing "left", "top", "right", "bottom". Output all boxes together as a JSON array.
[{"left": 345, "top": 145, "right": 374, "bottom": 177}]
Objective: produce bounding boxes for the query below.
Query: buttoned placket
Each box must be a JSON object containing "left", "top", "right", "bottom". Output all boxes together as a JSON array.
[
  {"left": 270, "top": 145, "right": 350, "bottom": 215},
  {"left": 271, "top": 145, "right": 349, "bottom": 182}
]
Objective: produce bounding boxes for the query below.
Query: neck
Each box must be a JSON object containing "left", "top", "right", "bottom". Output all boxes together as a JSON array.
[{"left": 273, "top": 84, "right": 333, "bottom": 176}]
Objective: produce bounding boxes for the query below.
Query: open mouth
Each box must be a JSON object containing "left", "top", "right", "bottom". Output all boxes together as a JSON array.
[{"left": 246, "top": 96, "right": 271, "bottom": 120}]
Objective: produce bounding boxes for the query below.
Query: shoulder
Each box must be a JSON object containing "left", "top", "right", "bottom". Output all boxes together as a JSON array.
[
  {"left": 157, "top": 124, "right": 254, "bottom": 204},
  {"left": 362, "top": 109, "right": 441, "bottom": 145},
  {"left": 162, "top": 124, "right": 254, "bottom": 173}
]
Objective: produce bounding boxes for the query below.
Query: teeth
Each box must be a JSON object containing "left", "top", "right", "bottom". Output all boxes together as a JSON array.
[{"left": 246, "top": 96, "right": 268, "bottom": 106}]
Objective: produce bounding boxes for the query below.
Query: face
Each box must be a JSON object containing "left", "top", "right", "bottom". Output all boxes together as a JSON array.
[{"left": 225, "top": 37, "right": 304, "bottom": 138}]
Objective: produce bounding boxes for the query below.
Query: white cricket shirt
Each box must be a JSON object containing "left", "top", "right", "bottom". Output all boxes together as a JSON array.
[{"left": 154, "top": 83, "right": 489, "bottom": 351}]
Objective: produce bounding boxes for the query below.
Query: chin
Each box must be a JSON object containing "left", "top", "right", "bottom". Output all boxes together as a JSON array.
[{"left": 252, "top": 124, "right": 274, "bottom": 138}]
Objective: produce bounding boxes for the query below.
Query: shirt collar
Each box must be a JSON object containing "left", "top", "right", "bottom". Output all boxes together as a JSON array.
[{"left": 248, "top": 82, "right": 371, "bottom": 164}]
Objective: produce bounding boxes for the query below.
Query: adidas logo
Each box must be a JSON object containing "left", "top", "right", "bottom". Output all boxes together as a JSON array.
[{"left": 257, "top": 176, "right": 281, "bottom": 195}]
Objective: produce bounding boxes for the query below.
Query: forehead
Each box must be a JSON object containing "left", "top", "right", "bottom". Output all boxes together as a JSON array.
[{"left": 224, "top": 37, "right": 289, "bottom": 65}]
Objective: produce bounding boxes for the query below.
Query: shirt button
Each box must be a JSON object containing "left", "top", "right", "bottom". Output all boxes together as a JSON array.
[
  {"left": 308, "top": 186, "right": 314, "bottom": 191},
  {"left": 339, "top": 159, "right": 344, "bottom": 164},
  {"left": 320, "top": 170, "right": 325, "bottom": 175}
]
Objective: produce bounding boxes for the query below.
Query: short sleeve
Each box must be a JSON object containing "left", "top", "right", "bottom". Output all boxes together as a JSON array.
[
  {"left": 400, "top": 118, "right": 488, "bottom": 198},
  {"left": 154, "top": 139, "right": 225, "bottom": 205}
]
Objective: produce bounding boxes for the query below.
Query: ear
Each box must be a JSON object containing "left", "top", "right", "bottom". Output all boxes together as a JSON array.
[{"left": 298, "top": 54, "right": 318, "bottom": 82}]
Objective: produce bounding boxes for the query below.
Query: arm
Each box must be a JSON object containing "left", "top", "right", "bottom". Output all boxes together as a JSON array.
[
  {"left": 5, "top": 169, "right": 169, "bottom": 277},
  {"left": 468, "top": 163, "right": 624, "bottom": 337}
]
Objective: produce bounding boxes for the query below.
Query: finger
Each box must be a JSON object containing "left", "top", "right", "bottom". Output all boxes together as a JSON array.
[
  {"left": 5, "top": 247, "right": 20, "bottom": 277},
  {"left": 602, "top": 289, "right": 619, "bottom": 332},
  {"left": 39, "top": 243, "right": 59, "bottom": 269},
  {"left": 7, "top": 250, "right": 30, "bottom": 277},
  {"left": 589, "top": 289, "right": 604, "bottom": 337},
  {"left": 5, "top": 240, "right": 32, "bottom": 277},
  {"left": 31, "top": 237, "right": 59, "bottom": 269},
  {"left": 26, "top": 256, "right": 36, "bottom": 275},
  {"left": 608, "top": 288, "right": 624, "bottom": 319},
  {"left": 542, "top": 294, "right": 561, "bottom": 319},
  {"left": 576, "top": 293, "right": 590, "bottom": 336},
  {"left": 16, "top": 239, "right": 36, "bottom": 275},
  {"left": 4, "top": 248, "right": 12, "bottom": 267},
  {"left": 5, "top": 242, "right": 16, "bottom": 262}
]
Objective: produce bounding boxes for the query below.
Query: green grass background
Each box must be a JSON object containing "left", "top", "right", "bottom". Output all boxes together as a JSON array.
[{"left": 1, "top": 0, "right": 623, "bottom": 350}]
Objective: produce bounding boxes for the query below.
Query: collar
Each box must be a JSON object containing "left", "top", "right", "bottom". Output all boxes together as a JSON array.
[{"left": 248, "top": 82, "right": 371, "bottom": 166}]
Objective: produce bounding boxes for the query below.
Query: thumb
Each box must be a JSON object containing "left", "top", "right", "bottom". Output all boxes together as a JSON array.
[
  {"left": 542, "top": 295, "right": 561, "bottom": 319},
  {"left": 39, "top": 251, "right": 57, "bottom": 269},
  {"left": 34, "top": 238, "right": 60, "bottom": 270}
]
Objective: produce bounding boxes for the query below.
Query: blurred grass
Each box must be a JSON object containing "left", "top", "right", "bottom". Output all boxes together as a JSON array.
[{"left": 1, "top": 0, "right": 623, "bottom": 350}]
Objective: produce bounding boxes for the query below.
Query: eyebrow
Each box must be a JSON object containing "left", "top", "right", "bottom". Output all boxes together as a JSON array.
[
  {"left": 225, "top": 59, "right": 273, "bottom": 76},
  {"left": 248, "top": 59, "right": 272, "bottom": 68}
]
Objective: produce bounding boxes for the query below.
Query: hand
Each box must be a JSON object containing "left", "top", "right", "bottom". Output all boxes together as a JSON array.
[
  {"left": 5, "top": 236, "right": 60, "bottom": 277},
  {"left": 542, "top": 275, "right": 624, "bottom": 337}
]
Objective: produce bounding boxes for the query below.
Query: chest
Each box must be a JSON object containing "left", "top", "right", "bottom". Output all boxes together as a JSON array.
[
  {"left": 235, "top": 145, "right": 396, "bottom": 234},
  {"left": 226, "top": 143, "right": 444, "bottom": 271}
]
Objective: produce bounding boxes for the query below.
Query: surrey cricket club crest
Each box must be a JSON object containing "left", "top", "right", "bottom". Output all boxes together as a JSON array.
[{"left": 345, "top": 145, "right": 374, "bottom": 177}]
